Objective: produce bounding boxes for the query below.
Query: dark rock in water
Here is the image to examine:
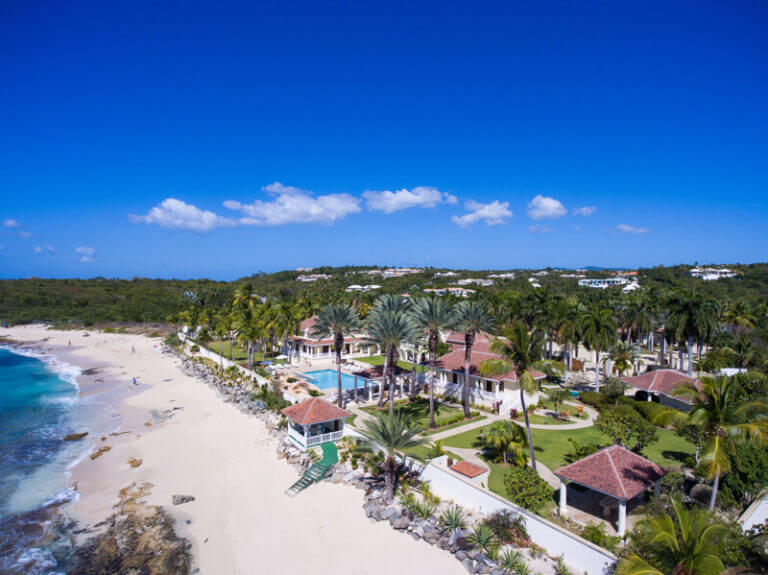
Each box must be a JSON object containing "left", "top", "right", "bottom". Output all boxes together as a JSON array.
[
  {"left": 172, "top": 495, "right": 195, "bottom": 505},
  {"left": 64, "top": 432, "right": 89, "bottom": 441}
]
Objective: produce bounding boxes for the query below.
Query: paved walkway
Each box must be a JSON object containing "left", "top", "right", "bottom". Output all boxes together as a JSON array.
[
  {"left": 519, "top": 401, "right": 598, "bottom": 431},
  {"left": 427, "top": 413, "right": 502, "bottom": 441}
]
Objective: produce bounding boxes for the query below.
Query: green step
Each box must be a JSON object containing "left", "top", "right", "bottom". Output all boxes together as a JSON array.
[{"left": 285, "top": 442, "right": 339, "bottom": 496}]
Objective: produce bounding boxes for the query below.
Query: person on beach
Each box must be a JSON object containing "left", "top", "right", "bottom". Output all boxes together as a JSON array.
[{"left": 132, "top": 377, "right": 137, "bottom": 385}]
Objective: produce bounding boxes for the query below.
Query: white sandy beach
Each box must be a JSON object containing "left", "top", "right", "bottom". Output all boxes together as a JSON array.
[{"left": 1, "top": 325, "right": 463, "bottom": 575}]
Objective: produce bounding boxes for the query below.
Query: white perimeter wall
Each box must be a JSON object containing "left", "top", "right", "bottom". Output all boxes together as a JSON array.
[{"left": 421, "top": 461, "right": 616, "bottom": 575}]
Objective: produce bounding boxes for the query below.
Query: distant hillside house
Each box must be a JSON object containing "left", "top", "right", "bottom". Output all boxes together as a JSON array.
[
  {"left": 285, "top": 316, "right": 370, "bottom": 360},
  {"left": 344, "top": 284, "right": 381, "bottom": 293},
  {"left": 690, "top": 267, "right": 736, "bottom": 281},
  {"left": 454, "top": 278, "right": 494, "bottom": 287},
  {"left": 296, "top": 273, "right": 332, "bottom": 282},
  {"left": 578, "top": 277, "right": 629, "bottom": 289},
  {"left": 488, "top": 272, "right": 516, "bottom": 280},
  {"left": 423, "top": 287, "right": 476, "bottom": 298}
]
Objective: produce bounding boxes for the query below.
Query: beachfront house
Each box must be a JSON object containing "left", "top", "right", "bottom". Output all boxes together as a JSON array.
[
  {"left": 620, "top": 369, "right": 702, "bottom": 411},
  {"left": 285, "top": 316, "right": 370, "bottom": 361},
  {"left": 282, "top": 398, "right": 352, "bottom": 449},
  {"left": 431, "top": 341, "right": 545, "bottom": 413}
]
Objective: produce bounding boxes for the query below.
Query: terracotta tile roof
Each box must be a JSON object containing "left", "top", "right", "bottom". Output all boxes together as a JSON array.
[
  {"left": 290, "top": 335, "right": 365, "bottom": 345},
  {"left": 450, "top": 461, "right": 488, "bottom": 478},
  {"left": 444, "top": 330, "right": 494, "bottom": 346},
  {"left": 300, "top": 316, "right": 318, "bottom": 332},
  {"left": 554, "top": 445, "right": 667, "bottom": 500},
  {"left": 281, "top": 398, "right": 352, "bottom": 425},
  {"left": 435, "top": 349, "right": 546, "bottom": 383},
  {"left": 620, "top": 369, "right": 701, "bottom": 403}
]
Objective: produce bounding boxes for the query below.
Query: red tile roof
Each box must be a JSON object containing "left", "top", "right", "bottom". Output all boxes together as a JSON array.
[
  {"left": 281, "top": 398, "right": 352, "bottom": 425},
  {"left": 450, "top": 461, "right": 488, "bottom": 478},
  {"left": 620, "top": 369, "right": 701, "bottom": 403},
  {"left": 435, "top": 349, "right": 546, "bottom": 383},
  {"left": 300, "top": 316, "right": 318, "bottom": 332},
  {"left": 555, "top": 445, "right": 667, "bottom": 500},
  {"left": 444, "top": 330, "right": 494, "bottom": 346}
]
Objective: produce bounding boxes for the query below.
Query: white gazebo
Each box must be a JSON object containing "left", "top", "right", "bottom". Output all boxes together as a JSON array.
[
  {"left": 554, "top": 445, "right": 667, "bottom": 536},
  {"left": 281, "top": 398, "right": 352, "bottom": 449}
]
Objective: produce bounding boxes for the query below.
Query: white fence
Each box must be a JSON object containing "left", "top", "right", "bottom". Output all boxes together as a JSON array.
[
  {"left": 420, "top": 460, "right": 616, "bottom": 575},
  {"left": 306, "top": 430, "right": 344, "bottom": 447}
]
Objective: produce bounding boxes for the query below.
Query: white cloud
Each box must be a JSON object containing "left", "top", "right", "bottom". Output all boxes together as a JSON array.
[
  {"left": 75, "top": 246, "right": 96, "bottom": 263},
  {"left": 363, "top": 186, "right": 458, "bottom": 213},
  {"left": 34, "top": 245, "right": 55, "bottom": 254},
  {"left": 3, "top": 219, "right": 20, "bottom": 228},
  {"left": 129, "top": 198, "right": 236, "bottom": 232},
  {"left": 615, "top": 224, "right": 649, "bottom": 235},
  {"left": 527, "top": 224, "right": 553, "bottom": 233},
  {"left": 452, "top": 200, "right": 513, "bottom": 228},
  {"left": 18, "top": 231, "right": 31, "bottom": 238},
  {"left": 225, "top": 182, "right": 361, "bottom": 226},
  {"left": 526, "top": 195, "right": 567, "bottom": 220},
  {"left": 572, "top": 206, "right": 597, "bottom": 216}
]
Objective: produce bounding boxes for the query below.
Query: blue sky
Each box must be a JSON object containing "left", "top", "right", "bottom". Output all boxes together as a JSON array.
[{"left": 1, "top": 1, "right": 766, "bottom": 279}]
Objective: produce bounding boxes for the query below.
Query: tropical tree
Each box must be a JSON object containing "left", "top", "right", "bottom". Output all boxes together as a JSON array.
[
  {"left": 411, "top": 297, "right": 455, "bottom": 428},
  {"left": 618, "top": 495, "right": 726, "bottom": 575},
  {"left": 553, "top": 297, "right": 580, "bottom": 384},
  {"left": 723, "top": 299, "right": 756, "bottom": 331},
  {"left": 668, "top": 290, "right": 719, "bottom": 377},
  {"left": 481, "top": 420, "right": 527, "bottom": 465},
  {"left": 366, "top": 299, "right": 418, "bottom": 414},
  {"left": 654, "top": 376, "right": 768, "bottom": 510},
  {"left": 579, "top": 305, "right": 617, "bottom": 391},
  {"left": 311, "top": 303, "right": 361, "bottom": 407},
  {"left": 605, "top": 341, "right": 640, "bottom": 377},
  {"left": 359, "top": 412, "right": 424, "bottom": 503},
  {"left": 233, "top": 282, "right": 259, "bottom": 310},
  {"left": 479, "top": 323, "right": 564, "bottom": 471},
  {"left": 453, "top": 300, "right": 491, "bottom": 418},
  {"left": 721, "top": 333, "right": 760, "bottom": 369},
  {"left": 233, "top": 307, "right": 263, "bottom": 369}
]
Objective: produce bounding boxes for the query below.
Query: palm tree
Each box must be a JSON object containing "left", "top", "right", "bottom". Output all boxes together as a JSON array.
[
  {"left": 481, "top": 420, "right": 527, "bottom": 465},
  {"left": 479, "top": 323, "right": 564, "bottom": 471},
  {"left": 668, "top": 290, "right": 719, "bottom": 377},
  {"left": 721, "top": 333, "right": 759, "bottom": 369},
  {"left": 617, "top": 495, "right": 726, "bottom": 575},
  {"left": 233, "top": 282, "right": 259, "bottom": 310},
  {"left": 654, "top": 376, "right": 768, "bottom": 510},
  {"left": 366, "top": 303, "right": 418, "bottom": 414},
  {"left": 605, "top": 341, "right": 640, "bottom": 377},
  {"left": 411, "top": 297, "right": 455, "bottom": 429},
  {"left": 453, "top": 300, "right": 491, "bottom": 418},
  {"left": 233, "top": 308, "right": 263, "bottom": 369},
  {"left": 579, "top": 305, "right": 617, "bottom": 392},
  {"left": 359, "top": 412, "right": 424, "bottom": 503},
  {"left": 553, "top": 298, "right": 580, "bottom": 384},
  {"left": 311, "top": 303, "right": 361, "bottom": 408},
  {"left": 723, "top": 298, "right": 756, "bottom": 331}
]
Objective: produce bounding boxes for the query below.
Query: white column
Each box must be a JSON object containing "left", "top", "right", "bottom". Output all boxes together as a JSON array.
[
  {"left": 647, "top": 393, "right": 652, "bottom": 402},
  {"left": 559, "top": 483, "right": 568, "bottom": 516},
  {"left": 618, "top": 500, "right": 627, "bottom": 536}
]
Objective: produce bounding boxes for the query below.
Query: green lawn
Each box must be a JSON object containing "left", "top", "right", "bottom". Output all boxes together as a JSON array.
[
  {"left": 203, "top": 340, "right": 286, "bottom": 364},
  {"left": 357, "top": 355, "right": 416, "bottom": 371},
  {"left": 442, "top": 423, "right": 695, "bottom": 471},
  {"left": 402, "top": 444, "right": 463, "bottom": 463}
]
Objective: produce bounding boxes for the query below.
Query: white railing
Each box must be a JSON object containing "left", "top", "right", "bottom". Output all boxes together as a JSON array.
[
  {"left": 437, "top": 381, "right": 500, "bottom": 404},
  {"left": 306, "top": 430, "right": 344, "bottom": 446}
]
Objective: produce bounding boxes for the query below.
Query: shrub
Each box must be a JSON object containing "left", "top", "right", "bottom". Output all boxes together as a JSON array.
[
  {"left": 503, "top": 467, "right": 553, "bottom": 512},
  {"left": 287, "top": 377, "right": 297, "bottom": 383},
  {"left": 578, "top": 391, "right": 605, "bottom": 408},
  {"left": 564, "top": 438, "right": 602, "bottom": 464},
  {"left": 103, "top": 327, "right": 115, "bottom": 333},
  {"left": 632, "top": 400, "right": 666, "bottom": 422},
  {"left": 164, "top": 333, "right": 181, "bottom": 348},
  {"left": 594, "top": 404, "right": 658, "bottom": 451},
  {"left": 498, "top": 548, "right": 528, "bottom": 574},
  {"left": 425, "top": 440, "right": 446, "bottom": 460},
  {"left": 482, "top": 509, "right": 529, "bottom": 545},
  {"left": 308, "top": 389, "right": 321, "bottom": 397},
  {"left": 413, "top": 500, "right": 437, "bottom": 520},
  {"left": 190, "top": 344, "right": 200, "bottom": 353},
  {"left": 438, "top": 505, "right": 467, "bottom": 534},
  {"left": 580, "top": 523, "right": 621, "bottom": 553},
  {"left": 466, "top": 524, "right": 498, "bottom": 557}
]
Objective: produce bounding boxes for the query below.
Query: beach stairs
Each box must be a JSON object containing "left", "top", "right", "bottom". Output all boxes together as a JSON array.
[{"left": 285, "top": 442, "right": 338, "bottom": 497}]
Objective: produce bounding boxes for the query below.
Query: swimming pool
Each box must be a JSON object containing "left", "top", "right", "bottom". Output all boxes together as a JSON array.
[{"left": 304, "top": 369, "right": 364, "bottom": 391}]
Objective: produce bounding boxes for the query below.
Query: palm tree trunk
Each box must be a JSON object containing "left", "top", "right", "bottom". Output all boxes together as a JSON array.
[
  {"left": 463, "top": 355, "right": 472, "bottom": 418},
  {"left": 336, "top": 348, "right": 343, "bottom": 408},
  {"left": 389, "top": 348, "right": 397, "bottom": 416},
  {"left": 708, "top": 473, "right": 720, "bottom": 511},
  {"left": 429, "top": 343, "right": 436, "bottom": 429},
  {"left": 687, "top": 337, "right": 694, "bottom": 377},
  {"left": 385, "top": 456, "right": 396, "bottom": 503},
  {"left": 660, "top": 334, "right": 666, "bottom": 367},
  {"left": 520, "top": 389, "right": 537, "bottom": 471},
  {"left": 378, "top": 352, "right": 389, "bottom": 408},
  {"left": 595, "top": 349, "right": 601, "bottom": 392},
  {"left": 564, "top": 342, "right": 570, "bottom": 385}
]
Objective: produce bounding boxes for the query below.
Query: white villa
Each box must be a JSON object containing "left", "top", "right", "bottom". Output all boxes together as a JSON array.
[
  {"left": 345, "top": 284, "right": 382, "bottom": 292},
  {"left": 423, "top": 287, "right": 476, "bottom": 298},
  {"left": 434, "top": 271, "right": 459, "bottom": 278},
  {"left": 488, "top": 272, "right": 516, "bottom": 279},
  {"left": 296, "top": 273, "right": 332, "bottom": 282},
  {"left": 430, "top": 332, "right": 545, "bottom": 413},
  {"left": 690, "top": 267, "right": 736, "bottom": 281},
  {"left": 285, "top": 316, "right": 370, "bottom": 361},
  {"left": 578, "top": 277, "right": 629, "bottom": 289},
  {"left": 455, "top": 278, "right": 494, "bottom": 287},
  {"left": 282, "top": 398, "right": 352, "bottom": 449}
]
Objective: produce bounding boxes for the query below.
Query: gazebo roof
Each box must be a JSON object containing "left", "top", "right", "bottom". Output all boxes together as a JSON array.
[
  {"left": 554, "top": 445, "right": 667, "bottom": 501},
  {"left": 281, "top": 398, "right": 352, "bottom": 426}
]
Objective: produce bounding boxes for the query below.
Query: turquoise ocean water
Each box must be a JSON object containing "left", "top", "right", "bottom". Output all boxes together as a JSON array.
[{"left": 0, "top": 347, "right": 93, "bottom": 573}]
